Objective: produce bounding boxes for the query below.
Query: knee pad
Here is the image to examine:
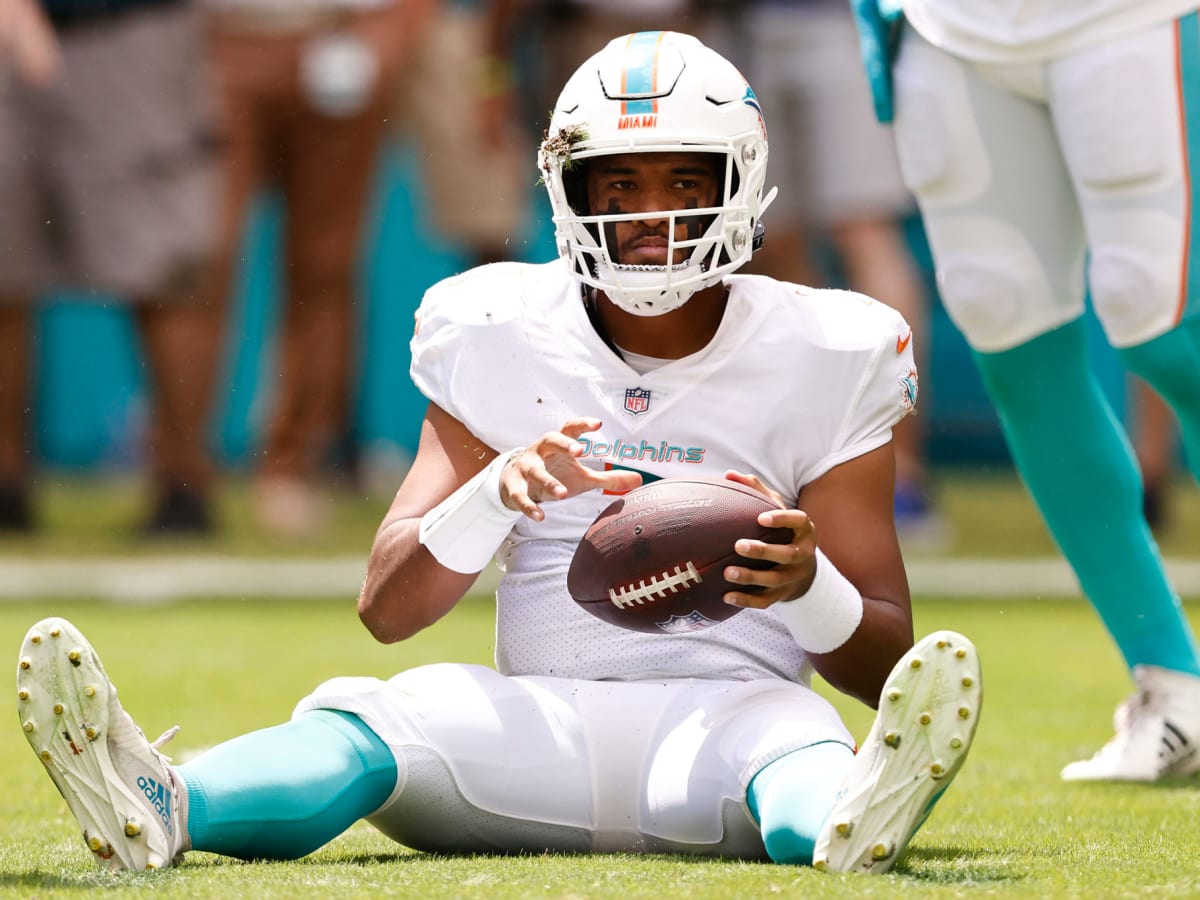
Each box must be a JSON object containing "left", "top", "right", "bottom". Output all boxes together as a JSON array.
[
  {"left": 936, "top": 222, "right": 1075, "bottom": 351},
  {"left": 1089, "top": 244, "right": 1178, "bottom": 347},
  {"left": 938, "top": 253, "right": 1026, "bottom": 347}
]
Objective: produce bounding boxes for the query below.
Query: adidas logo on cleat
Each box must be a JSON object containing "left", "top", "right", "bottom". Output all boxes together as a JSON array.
[
  {"left": 137, "top": 775, "right": 173, "bottom": 836},
  {"left": 1161, "top": 720, "right": 1196, "bottom": 774}
]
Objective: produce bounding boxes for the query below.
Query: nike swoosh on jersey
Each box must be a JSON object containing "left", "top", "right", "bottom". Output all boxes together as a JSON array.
[{"left": 896, "top": 329, "right": 912, "bottom": 354}]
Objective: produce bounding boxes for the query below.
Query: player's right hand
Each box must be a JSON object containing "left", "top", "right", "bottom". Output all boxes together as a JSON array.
[{"left": 500, "top": 418, "right": 641, "bottom": 521}]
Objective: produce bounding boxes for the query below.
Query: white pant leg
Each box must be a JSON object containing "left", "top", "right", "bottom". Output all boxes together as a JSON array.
[
  {"left": 892, "top": 24, "right": 1087, "bottom": 352},
  {"left": 294, "top": 664, "right": 853, "bottom": 858},
  {"left": 892, "top": 19, "right": 1194, "bottom": 352},
  {"left": 1049, "top": 19, "right": 1193, "bottom": 348}
]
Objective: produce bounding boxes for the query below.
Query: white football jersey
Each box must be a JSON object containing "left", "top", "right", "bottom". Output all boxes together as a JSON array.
[
  {"left": 410, "top": 260, "right": 916, "bottom": 683},
  {"left": 902, "top": 0, "right": 1199, "bottom": 63}
]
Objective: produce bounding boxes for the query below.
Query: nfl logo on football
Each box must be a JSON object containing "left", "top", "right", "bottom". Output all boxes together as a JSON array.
[
  {"left": 656, "top": 611, "right": 718, "bottom": 634},
  {"left": 624, "top": 387, "right": 651, "bottom": 415}
]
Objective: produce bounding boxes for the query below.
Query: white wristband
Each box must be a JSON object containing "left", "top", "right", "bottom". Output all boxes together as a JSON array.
[
  {"left": 773, "top": 548, "right": 864, "bottom": 654},
  {"left": 418, "top": 448, "right": 524, "bottom": 574}
]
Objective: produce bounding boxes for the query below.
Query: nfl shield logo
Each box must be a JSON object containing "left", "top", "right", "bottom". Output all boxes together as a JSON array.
[
  {"left": 656, "top": 611, "right": 718, "bottom": 634},
  {"left": 624, "top": 387, "right": 651, "bottom": 416}
]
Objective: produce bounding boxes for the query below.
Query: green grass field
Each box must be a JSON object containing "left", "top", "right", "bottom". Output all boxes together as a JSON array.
[{"left": 1, "top": 471, "right": 1199, "bottom": 897}]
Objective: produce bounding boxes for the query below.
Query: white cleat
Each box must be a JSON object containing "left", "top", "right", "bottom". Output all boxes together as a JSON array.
[
  {"left": 17, "top": 617, "right": 187, "bottom": 871},
  {"left": 1061, "top": 665, "right": 1200, "bottom": 782},
  {"left": 812, "top": 630, "right": 982, "bottom": 875}
]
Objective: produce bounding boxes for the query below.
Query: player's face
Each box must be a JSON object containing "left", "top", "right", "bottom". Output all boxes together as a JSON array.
[{"left": 585, "top": 152, "right": 721, "bottom": 267}]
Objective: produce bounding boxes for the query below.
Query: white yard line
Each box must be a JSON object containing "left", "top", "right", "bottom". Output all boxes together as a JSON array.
[{"left": 0, "top": 556, "right": 1198, "bottom": 602}]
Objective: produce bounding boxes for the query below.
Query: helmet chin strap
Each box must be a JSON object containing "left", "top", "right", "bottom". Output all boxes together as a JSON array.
[
  {"left": 750, "top": 187, "right": 779, "bottom": 253},
  {"left": 593, "top": 258, "right": 703, "bottom": 316}
]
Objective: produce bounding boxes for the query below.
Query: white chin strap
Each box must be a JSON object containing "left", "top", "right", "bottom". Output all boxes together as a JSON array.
[{"left": 593, "top": 259, "right": 706, "bottom": 317}]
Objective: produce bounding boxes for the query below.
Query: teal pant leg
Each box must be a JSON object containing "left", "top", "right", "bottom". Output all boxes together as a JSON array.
[
  {"left": 973, "top": 319, "right": 1200, "bottom": 675},
  {"left": 1118, "top": 316, "right": 1200, "bottom": 483},
  {"left": 747, "top": 742, "right": 855, "bottom": 866},
  {"left": 178, "top": 710, "right": 397, "bottom": 860}
]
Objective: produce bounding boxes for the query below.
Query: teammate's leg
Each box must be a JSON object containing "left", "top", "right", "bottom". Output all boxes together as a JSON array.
[
  {"left": 892, "top": 26, "right": 1200, "bottom": 676},
  {"left": 972, "top": 322, "right": 1200, "bottom": 674},
  {"left": 892, "top": 24, "right": 1200, "bottom": 781},
  {"left": 1064, "top": 15, "right": 1200, "bottom": 491},
  {"left": 178, "top": 710, "right": 397, "bottom": 860},
  {"left": 1118, "top": 309, "right": 1200, "bottom": 485}
]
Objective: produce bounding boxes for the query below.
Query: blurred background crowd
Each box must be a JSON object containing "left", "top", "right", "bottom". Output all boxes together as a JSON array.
[{"left": 0, "top": 0, "right": 1182, "bottom": 542}]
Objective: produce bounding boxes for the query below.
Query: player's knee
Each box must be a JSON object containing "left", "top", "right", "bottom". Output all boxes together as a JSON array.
[
  {"left": 1089, "top": 246, "right": 1171, "bottom": 344},
  {"left": 938, "top": 255, "right": 1030, "bottom": 348}
]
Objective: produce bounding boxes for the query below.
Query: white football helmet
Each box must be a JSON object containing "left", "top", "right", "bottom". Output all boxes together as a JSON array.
[{"left": 539, "top": 31, "right": 776, "bottom": 316}]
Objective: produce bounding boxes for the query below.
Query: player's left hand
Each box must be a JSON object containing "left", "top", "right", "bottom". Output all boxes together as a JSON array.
[{"left": 720, "top": 470, "right": 819, "bottom": 609}]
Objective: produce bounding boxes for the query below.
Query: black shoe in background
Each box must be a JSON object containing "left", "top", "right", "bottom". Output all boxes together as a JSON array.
[
  {"left": 0, "top": 482, "right": 33, "bottom": 532},
  {"left": 140, "top": 485, "right": 213, "bottom": 537}
]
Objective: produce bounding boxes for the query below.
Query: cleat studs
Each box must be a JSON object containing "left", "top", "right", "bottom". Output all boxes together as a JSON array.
[
  {"left": 936, "top": 639, "right": 948, "bottom": 649},
  {"left": 813, "top": 859, "right": 828, "bottom": 872},
  {"left": 124, "top": 819, "right": 141, "bottom": 837},
  {"left": 84, "top": 684, "right": 97, "bottom": 697},
  {"left": 88, "top": 836, "right": 103, "bottom": 852},
  {"left": 67, "top": 649, "right": 82, "bottom": 667},
  {"left": 871, "top": 843, "right": 892, "bottom": 860},
  {"left": 955, "top": 648, "right": 966, "bottom": 659},
  {"left": 910, "top": 658, "right": 923, "bottom": 669},
  {"left": 919, "top": 712, "right": 932, "bottom": 725},
  {"left": 958, "top": 706, "right": 971, "bottom": 720},
  {"left": 23, "top": 721, "right": 34, "bottom": 733},
  {"left": 18, "top": 689, "right": 29, "bottom": 701},
  {"left": 49, "top": 628, "right": 60, "bottom": 638},
  {"left": 962, "top": 676, "right": 974, "bottom": 688},
  {"left": 884, "top": 730, "right": 901, "bottom": 748},
  {"left": 84, "top": 725, "right": 99, "bottom": 741},
  {"left": 950, "top": 737, "right": 963, "bottom": 749},
  {"left": 887, "top": 689, "right": 902, "bottom": 702},
  {"left": 30, "top": 634, "right": 42, "bottom": 645},
  {"left": 53, "top": 703, "right": 64, "bottom": 716},
  {"left": 19, "top": 657, "right": 31, "bottom": 670},
  {"left": 931, "top": 762, "right": 946, "bottom": 778},
  {"left": 40, "top": 749, "right": 52, "bottom": 761},
  {"left": 835, "top": 821, "right": 852, "bottom": 837}
]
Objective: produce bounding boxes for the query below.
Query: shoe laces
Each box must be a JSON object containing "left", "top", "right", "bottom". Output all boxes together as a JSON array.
[{"left": 150, "top": 725, "right": 180, "bottom": 760}]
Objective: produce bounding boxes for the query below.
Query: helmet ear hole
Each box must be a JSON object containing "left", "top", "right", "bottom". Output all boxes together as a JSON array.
[{"left": 563, "top": 161, "right": 591, "bottom": 215}]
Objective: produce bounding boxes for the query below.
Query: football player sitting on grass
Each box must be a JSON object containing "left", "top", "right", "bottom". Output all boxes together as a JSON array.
[{"left": 18, "top": 31, "right": 981, "bottom": 875}]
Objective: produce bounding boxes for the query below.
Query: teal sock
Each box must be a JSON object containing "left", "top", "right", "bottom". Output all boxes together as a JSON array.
[
  {"left": 746, "top": 742, "right": 855, "bottom": 866},
  {"left": 1117, "top": 316, "right": 1200, "bottom": 483},
  {"left": 973, "top": 319, "right": 1200, "bottom": 675},
  {"left": 177, "top": 709, "right": 397, "bottom": 860}
]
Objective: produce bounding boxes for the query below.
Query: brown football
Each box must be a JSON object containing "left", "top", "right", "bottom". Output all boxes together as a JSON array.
[{"left": 567, "top": 477, "right": 792, "bottom": 634}]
